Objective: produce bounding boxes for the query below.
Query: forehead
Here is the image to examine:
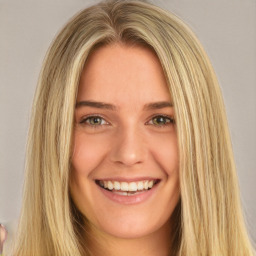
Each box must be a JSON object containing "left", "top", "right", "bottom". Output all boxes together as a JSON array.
[{"left": 77, "top": 43, "right": 171, "bottom": 104}]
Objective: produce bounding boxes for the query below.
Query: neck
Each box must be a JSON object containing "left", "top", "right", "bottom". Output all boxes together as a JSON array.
[{"left": 87, "top": 220, "right": 172, "bottom": 256}]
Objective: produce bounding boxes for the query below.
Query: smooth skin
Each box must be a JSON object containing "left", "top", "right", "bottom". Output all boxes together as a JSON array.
[{"left": 70, "top": 43, "right": 180, "bottom": 256}]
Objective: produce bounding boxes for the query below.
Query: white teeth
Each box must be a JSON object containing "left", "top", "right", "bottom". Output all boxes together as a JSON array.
[
  {"left": 107, "top": 181, "right": 113, "bottom": 190},
  {"left": 99, "top": 180, "right": 157, "bottom": 192},
  {"left": 137, "top": 181, "right": 144, "bottom": 190},
  {"left": 129, "top": 182, "right": 137, "bottom": 191},
  {"left": 148, "top": 180, "right": 154, "bottom": 188},
  {"left": 121, "top": 182, "right": 129, "bottom": 191},
  {"left": 144, "top": 180, "right": 149, "bottom": 190},
  {"left": 114, "top": 181, "right": 121, "bottom": 190}
]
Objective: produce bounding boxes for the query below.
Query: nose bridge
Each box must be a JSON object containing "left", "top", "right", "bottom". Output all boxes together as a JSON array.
[{"left": 110, "top": 122, "right": 146, "bottom": 166}]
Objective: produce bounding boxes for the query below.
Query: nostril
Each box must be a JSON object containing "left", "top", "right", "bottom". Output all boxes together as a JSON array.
[{"left": 111, "top": 152, "right": 144, "bottom": 167}]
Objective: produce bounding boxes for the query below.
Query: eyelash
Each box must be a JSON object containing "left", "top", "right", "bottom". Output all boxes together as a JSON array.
[
  {"left": 79, "top": 115, "right": 109, "bottom": 127},
  {"left": 147, "top": 115, "right": 175, "bottom": 127},
  {"left": 79, "top": 114, "right": 175, "bottom": 128}
]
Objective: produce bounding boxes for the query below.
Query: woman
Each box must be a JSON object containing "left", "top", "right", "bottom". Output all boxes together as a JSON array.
[{"left": 12, "top": 0, "right": 255, "bottom": 255}]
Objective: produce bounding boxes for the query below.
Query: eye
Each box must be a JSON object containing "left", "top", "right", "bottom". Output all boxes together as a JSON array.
[
  {"left": 80, "top": 115, "right": 108, "bottom": 126},
  {"left": 147, "top": 115, "right": 175, "bottom": 126}
]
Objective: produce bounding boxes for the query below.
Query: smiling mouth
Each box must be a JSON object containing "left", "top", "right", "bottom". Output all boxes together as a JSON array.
[{"left": 95, "top": 179, "right": 160, "bottom": 196}]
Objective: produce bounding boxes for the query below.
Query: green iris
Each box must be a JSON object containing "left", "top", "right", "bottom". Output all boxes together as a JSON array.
[
  {"left": 152, "top": 116, "right": 169, "bottom": 125},
  {"left": 88, "top": 117, "right": 103, "bottom": 125}
]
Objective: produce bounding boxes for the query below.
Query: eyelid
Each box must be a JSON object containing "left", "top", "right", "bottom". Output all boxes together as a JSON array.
[
  {"left": 146, "top": 114, "right": 175, "bottom": 126},
  {"left": 77, "top": 114, "right": 175, "bottom": 127},
  {"left": 79, "top": 114, "right": 109, "bottom": 126}
]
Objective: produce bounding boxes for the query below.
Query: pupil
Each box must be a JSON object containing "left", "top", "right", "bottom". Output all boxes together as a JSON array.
[
  {"left": 92, "top": 117, "right": 101, "bottom": 125},
  {"left": 155, "top": 116, "right": 165, "bottom": 125}
]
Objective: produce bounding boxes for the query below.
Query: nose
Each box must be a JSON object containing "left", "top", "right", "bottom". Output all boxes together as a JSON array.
[{"left": 109, "top": 125, "right": 146, "bottom": 167}]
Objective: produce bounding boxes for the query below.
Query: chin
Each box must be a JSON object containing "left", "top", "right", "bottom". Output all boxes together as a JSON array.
[{"left": 91, "top": 208, "right": 173, "bottom": 240}]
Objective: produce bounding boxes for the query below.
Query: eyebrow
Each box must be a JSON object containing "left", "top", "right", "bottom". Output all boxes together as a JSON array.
[
  {"left": 143, "top": 101, "right": 173, "bottom": 110},
  {"left": 76, "top": 100, "right": 117, "bottom": 110},
  {"left": 75, "top": 100, "right": 173, "bottom": 110}
]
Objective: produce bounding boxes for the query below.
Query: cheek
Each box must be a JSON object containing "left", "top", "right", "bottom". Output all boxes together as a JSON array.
[
  {"left": 147, "top": 131, "right": 179, "bottom": 175},
  {"left": 72, "top": 131, "right": 109, "bottom": 175},
  {"left": 70, "top": 131, "right": 110, "bottom": 217}
]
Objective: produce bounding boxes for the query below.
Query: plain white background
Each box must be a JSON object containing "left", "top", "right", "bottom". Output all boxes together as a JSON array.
[{"left": 0, "top": 0, "right": 255, "bottom": 245}]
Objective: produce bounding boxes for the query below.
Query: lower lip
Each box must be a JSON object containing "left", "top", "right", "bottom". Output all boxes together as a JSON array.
[{"left": 97, "top": 183, "right": 160, "bottom": 205}]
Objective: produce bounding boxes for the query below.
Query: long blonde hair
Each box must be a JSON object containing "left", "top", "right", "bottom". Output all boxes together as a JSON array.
[{"left": 12, "top": 0, "right": 255, "bottom": 255}]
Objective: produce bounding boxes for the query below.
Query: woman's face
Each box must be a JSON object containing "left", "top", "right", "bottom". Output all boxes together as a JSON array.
[{"left": 70, "top": 43, "right": 180, "bottom": 239}]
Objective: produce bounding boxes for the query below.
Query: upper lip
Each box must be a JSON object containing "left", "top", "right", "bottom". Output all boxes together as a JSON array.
[{"left": 94, "top": 177, "right": 161, "bottom": 182}]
